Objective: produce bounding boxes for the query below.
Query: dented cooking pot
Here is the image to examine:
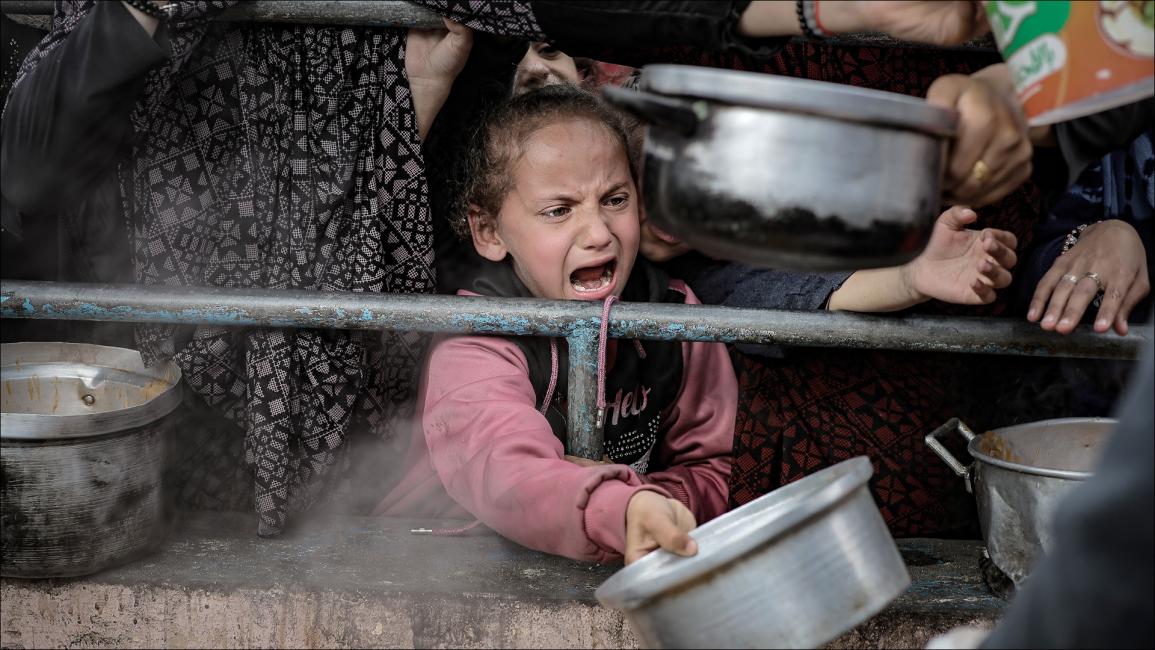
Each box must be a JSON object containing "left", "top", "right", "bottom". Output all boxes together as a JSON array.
[
  {"left": 925, "top": 417, "right": 1116, "bottom": 585},
  {"left": 595, "top": 457, "right": 909, "bottom": 649},
  {"left": 1, "top": 342, "right": 182, "bottom": 578},
  {"left": 603, "top": 65, "right": 958, "bottom": 271}
]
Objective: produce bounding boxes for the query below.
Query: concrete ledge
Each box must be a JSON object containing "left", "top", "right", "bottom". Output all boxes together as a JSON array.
[{"left": 2, "top": 512, "right": 1003, "bottom": 648}]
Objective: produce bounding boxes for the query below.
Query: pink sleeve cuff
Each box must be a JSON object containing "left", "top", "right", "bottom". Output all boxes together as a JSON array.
[{"left": 583, "top": 480, "right": 670, "bottom": 555}]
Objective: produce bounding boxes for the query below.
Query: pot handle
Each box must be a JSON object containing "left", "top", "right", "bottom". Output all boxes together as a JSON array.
[
  {"left": 602, "top": 86, "right": 703, "bottom": 137},
  {"left": 925, "top": 418, "right": 977, "bottom": 490}
]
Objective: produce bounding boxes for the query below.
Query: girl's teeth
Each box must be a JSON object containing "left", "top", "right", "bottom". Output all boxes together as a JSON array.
[{"left": 571, "top": 268, "right": 613, "bottom": 292}]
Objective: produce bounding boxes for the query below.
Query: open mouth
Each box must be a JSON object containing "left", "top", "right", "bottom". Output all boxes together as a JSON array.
[{"left": 569, "top": 260, "right": 616, "bottom": 294}]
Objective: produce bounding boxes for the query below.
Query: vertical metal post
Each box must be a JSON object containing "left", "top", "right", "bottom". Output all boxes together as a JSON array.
[{"left": 566, "top": 327, "right": 602, "bottom": 460}]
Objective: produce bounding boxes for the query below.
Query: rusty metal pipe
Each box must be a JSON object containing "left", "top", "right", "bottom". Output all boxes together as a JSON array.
[{"left": 4, "top": 280, "right": 1149, "bottom": 459}]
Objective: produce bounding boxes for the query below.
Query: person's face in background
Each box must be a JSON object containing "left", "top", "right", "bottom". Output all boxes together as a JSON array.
[{"left": 513, "top": 42, "right": 581, "bottom": 94}]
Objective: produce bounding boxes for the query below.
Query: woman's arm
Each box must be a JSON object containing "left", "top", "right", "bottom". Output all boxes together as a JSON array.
[{"left": 405, "top": 18, "right": 473, "bottom": 142}]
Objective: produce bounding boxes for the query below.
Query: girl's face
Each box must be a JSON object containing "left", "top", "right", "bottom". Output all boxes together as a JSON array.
[{"left": 470, "top": 118, "right": 639, "bottom": 301}]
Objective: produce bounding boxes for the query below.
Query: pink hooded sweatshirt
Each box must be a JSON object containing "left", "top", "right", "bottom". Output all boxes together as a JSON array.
[{"left": 374, "top": 280, "right": 736, "bottom": 564}]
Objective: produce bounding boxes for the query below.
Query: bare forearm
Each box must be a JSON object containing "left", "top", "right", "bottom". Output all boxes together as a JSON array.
[
  {"left": 827, "top": 266, "right": 924, "bottom": 312},
  {"left": 410, "top": 82, "right": 449, "bottom": 142}
]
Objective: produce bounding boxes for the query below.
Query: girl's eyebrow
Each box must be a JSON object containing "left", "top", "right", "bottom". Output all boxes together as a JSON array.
[
  {"left": 534, "top": 181, "right": 630, "bottom": 204},
  {"left": 536, "top": 192, "right": 580, "bottom": 204},
  {"left": 601, "top": 182, "right": 630, "bottom": 196}
]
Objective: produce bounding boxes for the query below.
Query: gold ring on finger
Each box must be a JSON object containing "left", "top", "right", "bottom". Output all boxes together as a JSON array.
[
  {"left": 970, "top": 159, "right": 991, "bottom": 185},
  {"left": 1062, "top": 273, "right": 1079, "bottom": 285},
  {"left": 1082, "top": 271, "right": 1105, "bottom": 293}
]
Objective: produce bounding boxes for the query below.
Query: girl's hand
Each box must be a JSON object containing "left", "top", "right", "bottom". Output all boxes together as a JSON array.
[
  {"left": 903, "top": 206, "right": 1018, "bottom": 305},
  {"left": 1028, "top": 220, "right": 1149, "bottom": 336},
  {"left": 405, "top": 18, "right": 473, "bottom": 140},
  {"left": 624, "top": 490, "right": 697, "bottom": 565}
]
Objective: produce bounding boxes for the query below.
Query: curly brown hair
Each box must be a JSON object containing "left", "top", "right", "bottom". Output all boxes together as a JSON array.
[{"left": 451, "top": 84, "right": 639, "bottom": 239}]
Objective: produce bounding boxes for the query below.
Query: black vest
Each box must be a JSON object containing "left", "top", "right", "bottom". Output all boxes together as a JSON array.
[{"left": 470, "top": 259, "right": 685, "bottom": 474}]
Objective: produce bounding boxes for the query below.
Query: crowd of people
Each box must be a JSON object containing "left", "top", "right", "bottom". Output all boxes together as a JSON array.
[{"left": 1, "top": 1, "right": 1151, "bottom": 647}]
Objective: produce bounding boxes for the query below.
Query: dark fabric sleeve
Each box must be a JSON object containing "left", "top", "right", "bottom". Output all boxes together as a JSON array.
[
  {"left": 982, "top": 335, "right": 1154, "bottom": 649},
  {"left": 664, "top": 252, "right": 852, "bottom": 358},
  {"left": 0, "top": 1, "right": 170, "bottom": 216},
  {"left": 1010, "top": 198, "right": 1105, "bottom": 316},
  {"left": 1054, "top": 98, "right": 1154, "bottom": 186}
]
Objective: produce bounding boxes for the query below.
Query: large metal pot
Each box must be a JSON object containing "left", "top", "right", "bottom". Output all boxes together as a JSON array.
[
  {"left": 595, "top": 457, "right": 909, "bottom": 649},
  {"left": 925, "top": 417, "right": 1115, "bottom": 585},
  {"left": 1, "top": 342, "right": 182, "bottom": 578},
  {"left": 603, "top": 65, "right": 958, "bottom": 271}
]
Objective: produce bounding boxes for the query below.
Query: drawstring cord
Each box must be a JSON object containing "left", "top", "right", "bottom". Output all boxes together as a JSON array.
[{"left": 540, "top": 339, "right": 559, "bottom": 416}]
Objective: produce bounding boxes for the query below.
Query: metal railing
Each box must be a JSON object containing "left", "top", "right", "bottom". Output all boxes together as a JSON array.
[{"left": 3, "top": 280, "right": 1148, "bottom": 459}]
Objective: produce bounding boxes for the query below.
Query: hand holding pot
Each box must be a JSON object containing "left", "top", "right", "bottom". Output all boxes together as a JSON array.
[
  {"left": 625, "top": 490, "right": 697, "bottom": 565},
  {"left": 902, "top": 206, "right": 1018, "bottom": 306},
  {"left": 928, "top": 63, "right": 1033, "bottom": 208},
  {"left": 1028, "top": 220, "right": 1150, "bottom": 336}
]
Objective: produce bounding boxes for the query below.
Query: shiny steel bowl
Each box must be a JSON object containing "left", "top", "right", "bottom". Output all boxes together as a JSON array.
[
  {"left": 595, "top": 457, "right": 909, "bottom": 649},
  {"left": 604, "top": 65, "right": 958, "bottom": 271}
]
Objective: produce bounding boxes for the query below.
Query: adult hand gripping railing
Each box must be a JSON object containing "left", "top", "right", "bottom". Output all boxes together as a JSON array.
[{"left": 3, "top": 280, "right": 1149, "bottom": 460}]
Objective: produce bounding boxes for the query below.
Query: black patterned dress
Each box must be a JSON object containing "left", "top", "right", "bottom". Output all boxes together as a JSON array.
[{"left": 3, "top": 0, "right": 548, "bottom": 536}]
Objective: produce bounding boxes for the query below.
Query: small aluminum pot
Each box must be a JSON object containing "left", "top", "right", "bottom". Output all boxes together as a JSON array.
[
  {"left": 595, "top": 457, "right": 909, "bottom": 649},
  {"left": 925, "top": 417, "right": 1115, "bottom": 585},
  {"left": 603, "top": 65, "right": 958, "bottom": 271},
  {"left": 1, "top": 342, "right": 182, "bottom": 578}
]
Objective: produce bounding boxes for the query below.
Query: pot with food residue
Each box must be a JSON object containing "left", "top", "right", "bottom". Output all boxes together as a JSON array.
[
  {"left": 925, "top": 417, "right": 1115, "bottom": 585},
  {"left": 603, "top": 65, "right": 957, "bottom": 271},
  {"left": 2, "top": 342, "right": 182, "bottom": 578}
]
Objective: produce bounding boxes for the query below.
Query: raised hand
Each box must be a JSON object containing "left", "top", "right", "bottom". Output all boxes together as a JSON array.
[
  {"left": 903, "top": 206, "right": 1018, "bottom": 305},
  {"left": 405, "top": 18, "right": 473, "bottom": 140}
]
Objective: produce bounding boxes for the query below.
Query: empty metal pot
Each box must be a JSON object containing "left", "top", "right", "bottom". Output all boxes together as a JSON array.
[
  {"left": 925, "top": 417, "right": 1115, "bottom": 585},
  {"left": 604, "top": 65, "right": 958, "bottom": 271},
  {"left": 595, "top": 457, "right": 909, "bottom": 649},
  {"left": 1, "top": 342, "right": 182, "bottom": 578}
]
